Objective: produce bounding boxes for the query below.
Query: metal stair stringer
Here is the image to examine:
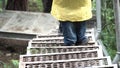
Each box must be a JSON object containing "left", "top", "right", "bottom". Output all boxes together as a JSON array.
[{"left": 19, "top": 28, "right": 117, "bottom": 68}]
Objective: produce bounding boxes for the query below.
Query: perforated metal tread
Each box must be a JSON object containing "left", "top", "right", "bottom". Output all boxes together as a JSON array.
[
  {"left": 92, "top": 64, "right": 118, "bottom": 68},
  {"left": 21, "top": 49, "right": 100, "bottom": 62},
  {"left": 27, "top": 45, "right": 101, "bottom": 54},
  {"left": 19, "top": 56, "right": 112, "bottom": 68},
  {"left": 34, "top": 28, "right": 96, "bottom": 44},
  {"left": 19, "top": 28, "right": 117, "bottom": 68}
]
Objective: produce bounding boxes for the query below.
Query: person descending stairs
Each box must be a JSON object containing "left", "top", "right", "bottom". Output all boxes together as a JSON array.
[{"left": 19, "top": 28, "right": 118, "bottom": 68}]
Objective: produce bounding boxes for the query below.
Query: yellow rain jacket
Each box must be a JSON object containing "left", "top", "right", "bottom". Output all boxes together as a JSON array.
[{"left": 51, "top": 0, "right": 92, "bottom": 22}]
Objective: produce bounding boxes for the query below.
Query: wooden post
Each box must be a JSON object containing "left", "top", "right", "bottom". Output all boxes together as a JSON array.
[{"left": 113, "top": 0, "right": 120, "bottom": 64}]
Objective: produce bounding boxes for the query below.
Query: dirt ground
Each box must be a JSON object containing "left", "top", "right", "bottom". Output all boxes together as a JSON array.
[{"left": 0, "top": 38, "right": 28, "bottom": 63}]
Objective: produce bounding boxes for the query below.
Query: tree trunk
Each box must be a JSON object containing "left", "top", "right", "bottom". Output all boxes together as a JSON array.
[
  {"left": 6, "top": 0, "right": 28, "bottom": 11},
  {"left": 42, "top": 0, "right": 52, "bottom": 13}
]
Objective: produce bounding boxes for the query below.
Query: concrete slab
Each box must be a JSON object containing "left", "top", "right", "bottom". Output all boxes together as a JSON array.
[
  {"left": 0, "top": 11, "right": 95, "bottom": 40},
  {"left": 0, "top": 11, "right": 59, "bottom": 35}
]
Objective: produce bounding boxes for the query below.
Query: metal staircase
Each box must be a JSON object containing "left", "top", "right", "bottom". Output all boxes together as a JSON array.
[{"left": 19, "top": 28, "right": 118, "bottom": 68}]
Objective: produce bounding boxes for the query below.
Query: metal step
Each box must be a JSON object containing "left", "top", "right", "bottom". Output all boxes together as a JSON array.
[
  {"left": 19, "top": 29, "right": 117, "bottom": 68},
  {"left": 27, "top": 45, "right": 101, "bottom": 54},
  {"left": 19, "top": 56, "right": 112, "bottom": 68},
  {"left": 92, "top": 64, "right": 118, "bottom": 68},
  {"left": 21, "top": 49, "right": 100, "bottom": 62},
  {"left": 36, "top": 28, "right": 95, "bottom": 38}
]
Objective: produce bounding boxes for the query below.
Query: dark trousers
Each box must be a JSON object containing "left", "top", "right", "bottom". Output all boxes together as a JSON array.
[
  {"left": 60, "top": 21, "right": 87, "bottom": 46},
  {"left": 42, "top": 0, "right": 53, "bottom": 13}
]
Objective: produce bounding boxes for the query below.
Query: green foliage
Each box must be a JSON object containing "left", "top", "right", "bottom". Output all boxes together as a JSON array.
[
  {"left": 100, "top": 0, "right": 116, "bottom": 59},
  {"left": 0, "top": 0, "right": 2, "bottom": 11},
  {"left": 3, "top": 60, "right": 19, "bottom": 68},
  {"left": 92, "top": 0, "right": 116, "bottom": 59},
  {"left": 28, "top": 0, "right": 43, "bottom": 12},
  {"left": 0, "top": 0, "right": 2, "bottom": 7},
  {"left": 11, "top": 60, "right": 19, "bottom": 68}
]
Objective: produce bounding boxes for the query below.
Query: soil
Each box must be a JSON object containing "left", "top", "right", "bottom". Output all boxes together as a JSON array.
[
  {"left": 0, "top": 38, "right": 28, "bottom": 65},
  {"left": 0, "top": 46, "right": 20, "bottom": 63}
]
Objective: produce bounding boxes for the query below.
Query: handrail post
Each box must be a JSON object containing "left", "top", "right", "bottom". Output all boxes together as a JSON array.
[
  {"left": 2, "top": 0, "right": 5, "bottom": 11},
  {"left": 96, "top": 0, "right": 102, "bottom": 40},
  {"left": 113, "top": 0, "right": 120, "bottom": 64}
]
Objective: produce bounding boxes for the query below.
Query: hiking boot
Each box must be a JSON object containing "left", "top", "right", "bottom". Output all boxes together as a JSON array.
[
  {"left": 75, "top": 38, "right": 88, "bottom": 45},
  {"left": 80, "top": 38, "right": 88, "bottom": 45},
  {"left": 61, "top": 44, "right": 75, "bottom": 46}
]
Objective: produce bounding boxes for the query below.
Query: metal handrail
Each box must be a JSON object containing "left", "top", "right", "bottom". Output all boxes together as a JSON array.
[
  {"left": 113, "top": 0, "right": 120, "bottom": 64},
  {"left": 2, "top": 0, "right": 5, "bottom": 11},
  {"left": 95, "top": 0, "right": 102, "bottom": 40},
  {"left": 95, "top": 0, "right": 110, "bottom": 58}
]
